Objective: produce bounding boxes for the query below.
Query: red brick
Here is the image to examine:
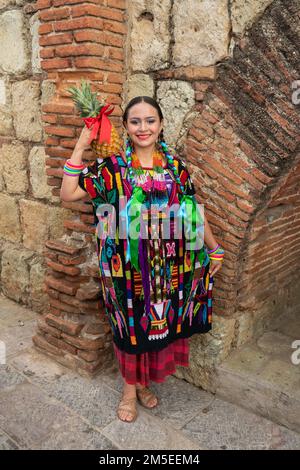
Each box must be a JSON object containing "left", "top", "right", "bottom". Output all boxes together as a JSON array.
[
  {"left": 44, "top": 138, "right": 59, "bottom": 146},
  {"left": 39, "top": 32, "right": 73, "bottom": 46},
  {"left": 44, "top": 285, "right": 60, "bottom": 299},
  {"left": 45, "top": 333, "right": 77, "bottom": 355},
  {"left": 54, "top": 17, "right": 103, "bottom": 32},
  {"left": 40, "top": 48, "right": 55, "bottom": 58},
  {"left": 77, "top": 349, "right": 100, "bottom": 362},
  {"left": 33, "top": 334, "right": 64, "bottom": 357},
  {"left": 42, "top": 114, "right": 58, "bottom": 124},
  {"left": 41, "top": 58, "right": 71, "bottom": 70},
  {"left": 53, "top": 0, "right": 99, "bottom": 5},
  {"left": 42, "top": 103, "right": 74, "bottom": 114},
  {"left": 80, "top": 214, "right": 95, "bottom": 224},
  {"left": 74, "top": 57, "right": 123, "bottom": 72},
  {"left": 45, "top": 313, "right": 84, "bottom": 336},
  {"left": 236, "top": 200, "right": 255, "bottom": 214},
  {"left": 46, "top": 167, "right": 63, "bottom": 178},
  {"left": 72, "top": 4, "right": 124, "bottom": 22},
  {"left": 107, "top": 0, "right": 126, "bottom": 9},
  {"left": 107, "top": 73, "right": 125, "bottom": 84},
  {"left": 36, "top": 0, "right": 52, "bottom": 8},
  {"left": 37, "top": 317, "right": 62, "bottom": 339},
  {"left": 61, "top": 332, "right": 104, "bottom": 351},
  {"left": 39, "top": 7, "right": 70, "bottom": 22},
  {"left": 55, "top": 43, "right": 105, "bottom": 57},
  {"left": 60, "top": 138, "right": 78, "bottom": 148},
  {"left": 64, "top": 219, "right": 95, "bottom": 234},
  {"left": 103, "top": 20, "right": 126, "bottom": 35},
  {"left": 108, "top": 47, "right": 124, "bottom": 61},
  {"left": 47, "top": 259, "right": 81, "bottom": 276},
  {"left": 45, "top": 147, "right": 71, "bottom": 158},
  {"left": 58, "top": 115, "right": 83, "bottom": 127},
  {"left": 44, "top": 125, "right": 75, "bottom": 137},
  {"left": 39, "top": 23, "right": 53, "bottom": 35},
  {"left": 57, "top": 254, "right": 86, "bottom": 266},
  {"left": 49, "top": 297, "right": 80, "bottom": 314},
  {"left": 61, "top": 200, "right": 92, "bottom": 212},
  {"left": 45, "top": 275, "right": 79, "bottom": 295}
]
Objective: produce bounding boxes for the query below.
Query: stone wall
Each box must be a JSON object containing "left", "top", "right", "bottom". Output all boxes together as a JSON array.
[{"left": 0, "top": 1, "right": 72, "bottom": 313}]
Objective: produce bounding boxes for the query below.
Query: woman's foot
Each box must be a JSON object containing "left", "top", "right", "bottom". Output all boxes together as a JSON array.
[
  {"left": 136, "top": 385, "right": 158, "bottom": 409},
  {"left": 117, "top": 382, "right": 137, "bottom": 423}
]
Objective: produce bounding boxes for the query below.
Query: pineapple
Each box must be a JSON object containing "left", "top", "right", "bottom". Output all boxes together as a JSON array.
[{"left": 68, "top": 80, "right": 122, "bottom": 159}]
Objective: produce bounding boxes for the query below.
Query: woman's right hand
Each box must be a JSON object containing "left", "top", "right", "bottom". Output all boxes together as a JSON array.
[{"left": 76, "top": 124, "right": 95, "bottom": 151}]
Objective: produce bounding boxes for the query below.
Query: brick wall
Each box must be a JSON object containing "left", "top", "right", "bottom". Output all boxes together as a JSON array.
[
  {"left": 32, "top": 0, "right": 127, "bottom": 375},
  {"left": 185, "top": 0, "right": 300, "bottom": 346}
]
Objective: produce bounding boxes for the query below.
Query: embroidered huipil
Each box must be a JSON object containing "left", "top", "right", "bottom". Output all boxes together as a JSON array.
[{"left": 79, "top": 153, "right": 213, "bottom": 354}]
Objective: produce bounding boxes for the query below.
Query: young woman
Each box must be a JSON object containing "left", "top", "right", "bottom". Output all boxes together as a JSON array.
[{"left": 60, "top": 96, "right": 224, "bottom": 423}]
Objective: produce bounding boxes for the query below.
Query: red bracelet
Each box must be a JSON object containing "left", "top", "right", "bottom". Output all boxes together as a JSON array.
[{"left": 66, "top": 159, "right": 85, "bottom": 169}]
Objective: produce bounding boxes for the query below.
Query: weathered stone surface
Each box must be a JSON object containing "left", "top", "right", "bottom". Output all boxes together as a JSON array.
[
  {"left": 12, "top": 80, "right": 42, "bottom": 142},
  {"left": 231, "top": 0, "right": 273, "bottom": 36},
  {"left": 126, "top": 74, "right": 155, "bottom": 102},
  {"left": 0, "top": 142, "right": 28, "bottom": 194},
  {"left": 175, "top": 315, "right": 236, "bottom": 390},
  {"left": 1, "top": 245, "right": 34, "bottom": 302},
  {"left": 29, "top": 146, "right": 52, "bottom": 200},
  {"left": 29, "top": 12, "right": 41, "bottom": 74},
  {"left": 157, "top": 80, "right": 195, "bottom": 146},
  {"left": 41, "top": 80, "right": 56, "bottom": 105},
  {"left": 172, "top": 0, "right": 230, "bottom": 67},
  {"left": 0, "top": 194, "right": 21, "bottom": 242},
  {"left": 129, "top": 0, "right": 171, "bottom": 72},
  {"left": 0, "top": 78, "right": 13, "bottom": 134},
  {"left": 0, "top": 10, "right": 29, "bottom": 74},
  {"left": 0, "top": 1, "right": 15, "bottom": 8},
  {"left": 48, "top": 206, "right": 73, "bottom": 240},
  {"left": 29, "top": 258, "right": 48, "bottom": 312},
  {"left": 235, "top": 311, "right": 254, "bottom": 347},
  {"left": 20, "top": 199, "right": 72, "bottom": 253}
]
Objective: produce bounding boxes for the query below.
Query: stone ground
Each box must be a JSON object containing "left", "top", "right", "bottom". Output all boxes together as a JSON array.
[{"left": 1, "top": 293, "right": 300, "bottom": 450}]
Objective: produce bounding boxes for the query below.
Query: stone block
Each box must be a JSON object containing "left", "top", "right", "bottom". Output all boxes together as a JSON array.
[
  {"left": 173, "top": 0, "right": 230, "bottom": 67},
  {"left": 157, "top": 80, "right": 194, "bottom": 146},
  {"left": 129, "top": 0, "right": 171, "bottom": 72},
  {"left": 29, "top": 146, "right": 53, "bottom": 200},
  {"left": 0, "top": 141, "right": 28, "bottom": 194},
  {"left": 126, "top": 74, "right": 155, "bottom": 102},
  {"left": 1, "top": 245, "right": 34, "bottom": 302},
  {"left": 231, "top": 0, "right": 273, "bottom": 36},
  {"left": 12, "top": 79, "right": 42, "bottom": 142},
  {"left": 0, "top": 194, "right": 21, "bottom": 242},
  {"left": 0, "top": 10, "right": 29, "bottom": 74}
]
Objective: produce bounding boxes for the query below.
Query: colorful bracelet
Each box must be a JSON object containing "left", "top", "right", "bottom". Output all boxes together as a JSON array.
[
  {"left": 207, "top": 244, "right": 224, "bottom": 262},
  {"left": 207, "top": 243, "right": 220, "bottom": 254},
  {"left": 63, "top": 159, "right": 85, "bottom": 177}
]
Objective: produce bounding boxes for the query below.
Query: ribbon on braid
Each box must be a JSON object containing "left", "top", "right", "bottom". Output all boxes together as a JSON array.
[{"left": 159, "top": 137, "right": 205, "bottom": 267}]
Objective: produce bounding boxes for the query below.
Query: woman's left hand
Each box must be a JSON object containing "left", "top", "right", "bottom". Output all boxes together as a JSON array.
[{"left": 209, "top": 260, "right": 223, "bottom": 277}]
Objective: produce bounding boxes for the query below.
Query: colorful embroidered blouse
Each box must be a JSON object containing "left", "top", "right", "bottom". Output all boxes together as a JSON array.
[{"left": 79, "top": 153, "right": 213, "bottom": 354}]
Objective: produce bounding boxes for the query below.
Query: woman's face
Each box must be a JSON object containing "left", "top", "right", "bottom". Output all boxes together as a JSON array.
[{"left": 125, "top": 102, "right": 163, "bottom": 150}]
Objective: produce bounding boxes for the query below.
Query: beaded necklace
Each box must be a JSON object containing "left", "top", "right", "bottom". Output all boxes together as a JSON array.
[{"left": 131, "top": 149, "right": 167, "bottom": 193}]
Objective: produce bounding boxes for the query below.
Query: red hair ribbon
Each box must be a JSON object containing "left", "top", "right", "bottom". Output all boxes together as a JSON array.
[{"left": 83, "top": 104, "right": 114, "bottom": 145}]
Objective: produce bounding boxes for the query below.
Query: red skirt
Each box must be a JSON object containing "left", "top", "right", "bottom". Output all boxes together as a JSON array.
[{"left": 113, "top": 338, "right": 189, "bottom": 387}]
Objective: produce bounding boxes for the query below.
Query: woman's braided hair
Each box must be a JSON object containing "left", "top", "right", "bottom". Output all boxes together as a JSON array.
[{"left": 123, "top": 96, "right": 185, "bottom": 193}]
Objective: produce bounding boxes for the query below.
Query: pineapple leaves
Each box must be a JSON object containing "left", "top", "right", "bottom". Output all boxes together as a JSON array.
[{"left": 67, "top": 80, "right": 103, "bottom": 118}]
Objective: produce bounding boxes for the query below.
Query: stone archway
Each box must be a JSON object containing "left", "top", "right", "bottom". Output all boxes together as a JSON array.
[{"left": 179, "top": 0, "right": 300, "bottom": 388}]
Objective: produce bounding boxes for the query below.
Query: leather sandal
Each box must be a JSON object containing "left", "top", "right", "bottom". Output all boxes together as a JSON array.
[
  {"left": 136, "top": 387, "right": 158, "bottom": 409},
  {"left": 117, "top": 396, "right": 138, "bottom": 423}
]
